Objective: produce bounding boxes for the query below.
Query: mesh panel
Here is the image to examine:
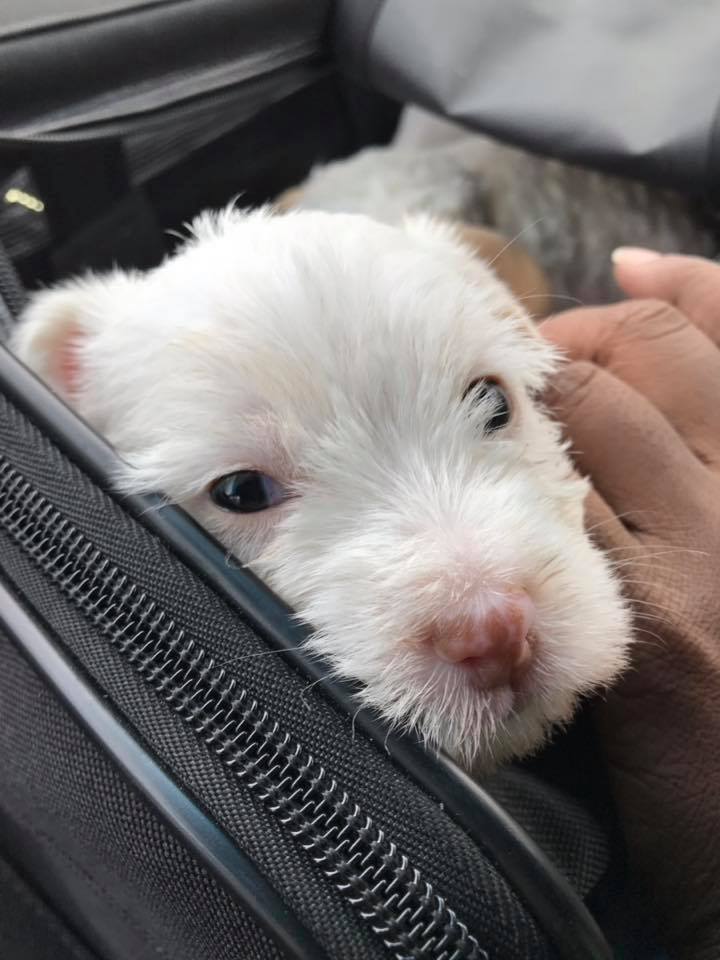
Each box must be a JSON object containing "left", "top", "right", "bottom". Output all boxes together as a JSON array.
[
  {"left": 0, "top": 627, "right": 285, "bottom": 960},
  {"left": 0, "top": 849, "right": 100, "bottom": 960},
  {"left": 483, "top": 769, "right": 609, "bottom": 897}
]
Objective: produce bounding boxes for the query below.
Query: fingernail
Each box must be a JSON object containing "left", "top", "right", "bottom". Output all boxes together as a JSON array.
[{"left": 611, "top": 246, "right": 662, "bottom": 266}]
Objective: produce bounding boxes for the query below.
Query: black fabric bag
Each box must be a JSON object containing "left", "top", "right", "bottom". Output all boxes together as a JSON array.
[
  {"left": 0, "top": 0, "right": 396, "bottom": 284},
  {"left": 334, "top": 0, "right": 720, "bottom": 198},
  {"left": 0, "top": 4, "right": 664, "bottom": 958}
]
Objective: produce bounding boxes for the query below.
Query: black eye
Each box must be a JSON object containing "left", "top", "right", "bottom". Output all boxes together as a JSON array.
[
  {"left": 210, "top": 471, "right": 287, "bottom": 513},
  {"left": 463, "top": 378, "right": 512, "bottom": 433}
]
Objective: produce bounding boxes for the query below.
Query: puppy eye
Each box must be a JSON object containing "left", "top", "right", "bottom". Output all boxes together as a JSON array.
[
  {"left": 463, "top": 378, "right": 512, "bottom": 433},
  {"left": 210, "top": 471, "right": 287, "bottom": 513}
]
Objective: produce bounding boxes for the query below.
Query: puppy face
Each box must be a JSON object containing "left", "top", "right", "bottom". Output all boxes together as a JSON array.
[{"left": 13, "top": 208, "right": 631, "bottom": 769}]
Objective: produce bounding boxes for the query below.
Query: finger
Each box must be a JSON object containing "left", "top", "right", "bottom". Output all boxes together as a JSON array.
[
  {"left": 612, "top": 249, "right": 720, "bottom": 346},
  {"left": 540, "top": 300, "right": 720, "bottom": 467},
  {"left": 544, "top": 361, "right": 705, "bottom": 531}
]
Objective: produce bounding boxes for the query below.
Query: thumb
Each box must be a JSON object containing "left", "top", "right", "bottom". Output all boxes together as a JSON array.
[{"left": 612, "top": 248, "right": 720, "bottom": 345}]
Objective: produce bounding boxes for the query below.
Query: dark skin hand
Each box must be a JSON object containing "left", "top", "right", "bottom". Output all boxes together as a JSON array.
[{"left": 540, "top": 250, "right": 720, "bottom": 960}]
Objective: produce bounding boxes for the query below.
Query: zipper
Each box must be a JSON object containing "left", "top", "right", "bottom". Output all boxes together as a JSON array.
[{"left": 0, "top": 454, "right": 485, "bottom": 960}]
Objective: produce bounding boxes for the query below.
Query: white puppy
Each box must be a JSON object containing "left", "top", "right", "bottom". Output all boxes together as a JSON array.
[{"left": 12, "top": 207, "right": 631, "bottom": 770}]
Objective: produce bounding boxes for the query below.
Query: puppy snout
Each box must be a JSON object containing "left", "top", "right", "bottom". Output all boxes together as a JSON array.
[{"left": 428, "top": 590, "right": 536, "bottom": 689}]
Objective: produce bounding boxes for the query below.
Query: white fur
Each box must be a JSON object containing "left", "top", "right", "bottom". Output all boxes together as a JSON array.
[{"left": 12, "top": 206, "right": 631, "bottom": 769}]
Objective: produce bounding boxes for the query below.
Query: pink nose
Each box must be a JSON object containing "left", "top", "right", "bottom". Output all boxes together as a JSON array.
[{"left": 428, "top": 591, "right": 536, "bottom": 689}]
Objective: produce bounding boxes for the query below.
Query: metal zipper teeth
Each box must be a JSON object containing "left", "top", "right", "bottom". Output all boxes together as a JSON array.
[{"left": 0, "top": 456, "right": 485, "bottom": 960}]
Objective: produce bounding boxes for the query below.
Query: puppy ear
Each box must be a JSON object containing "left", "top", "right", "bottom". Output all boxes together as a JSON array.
[{"left": 10, "top": 273, "right": 128, "bottom": 402}]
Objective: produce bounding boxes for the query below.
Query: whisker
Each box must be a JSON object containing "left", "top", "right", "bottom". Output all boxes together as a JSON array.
[
  {"left": 631, "top": 625, "right": 668, "bottom": 647},
  {"left": 620, "top": 574, "right": 683, "bottom": 585},
  {"left": 299, "top": 674, "right": 330, "bottom": 710},
  {"left": 620, "top": 578, "right": 677, "bottom": 588},
  {"left": 629, "top": 609, "right": 673, "bottom": 625},
  {"left": 517, "top": 292, "right": 586, "bottom": 309},
  {"left": 611, "top": 563, "right": 682, "bottom": 576},
  {"left": 218, "top": 645, "right": 301, "bottom": 668},
  {"left": 351, "top": 705, "right": 363, "bottom": 743},
  {"left": 601, "top": 544, "right": 709, "bottom": 558},
  {"left": 585, "top": 510, "right": 649, "bottom": 533},
  {"left": 485, "top": 218, "right": 547, "bottom": 269}
]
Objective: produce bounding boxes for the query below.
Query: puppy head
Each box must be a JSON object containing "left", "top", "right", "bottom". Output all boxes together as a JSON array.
[
  {"left": 13, "top": 207, "right": 631, "bottom": 769},
  {"left": 278, "top": 182, "right": 553, "bottom": 319}
]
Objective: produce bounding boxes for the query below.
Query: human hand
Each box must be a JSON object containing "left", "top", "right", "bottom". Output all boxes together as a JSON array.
[{"left": 540, "top": 251, "right": 720, "bottom": 959}]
